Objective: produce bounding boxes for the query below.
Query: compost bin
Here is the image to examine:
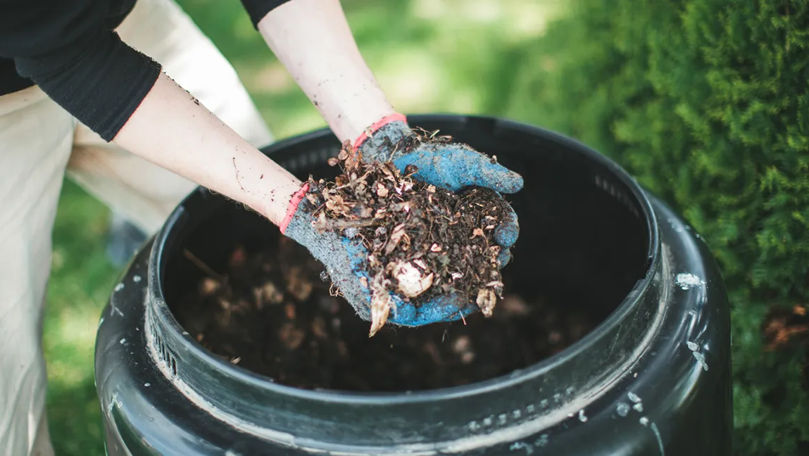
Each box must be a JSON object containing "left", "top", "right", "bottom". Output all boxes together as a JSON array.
[{"left": 95, "top": 115, "right": 731, "bottom": 455}]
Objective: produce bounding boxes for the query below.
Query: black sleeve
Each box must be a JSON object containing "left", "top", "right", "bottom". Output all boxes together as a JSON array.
[
  {"left": 240, "top": 0, "right": 291, "bottom": 28},
  {"left": 0, "top": 0, "right": 160, "bottom": 141}
]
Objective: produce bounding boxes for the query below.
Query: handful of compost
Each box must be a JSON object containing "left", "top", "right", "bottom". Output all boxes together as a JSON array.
[{"left": 281, "top": 117, "right": 522, "bottom": 336}]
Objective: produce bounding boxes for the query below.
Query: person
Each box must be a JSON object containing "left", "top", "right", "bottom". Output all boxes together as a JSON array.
[{"left": 0, "top": 0, "right": 522, "bottom": 453}]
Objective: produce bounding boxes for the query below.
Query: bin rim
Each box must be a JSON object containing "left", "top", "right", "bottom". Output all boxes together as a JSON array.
[{"left": 146, "top": 114, "right": 661, "bottom": 405}]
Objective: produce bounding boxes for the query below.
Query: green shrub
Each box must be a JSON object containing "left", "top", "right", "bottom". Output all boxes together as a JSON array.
[{"left": 505, "top": 0, "right": 809, "bottom": 453}]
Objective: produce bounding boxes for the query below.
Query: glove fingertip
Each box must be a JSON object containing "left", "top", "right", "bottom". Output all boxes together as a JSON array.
[
  {"left": 477, "top": 161, "right": 524, "bottom": 194},
  {"left": 497, "top": 249, "right": 513, "bottom": 268},
  {"left": 494, "top": 221, "right": 519, "bottom": 248},
  {"left": 389, "top": 294, "right": 474, "bottom": 325},
  {"left": 497, "top": 170, "right": 524, "bottom": 194},
  {"left": 438, "top": 303, "right": 478, "bottom": 323},
  {"left": 391, "top": 301, "right": 417, "bottom": 325}
]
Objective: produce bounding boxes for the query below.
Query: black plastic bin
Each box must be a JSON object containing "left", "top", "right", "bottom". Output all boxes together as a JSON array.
[{"left": 95, "top": 115, "right": 731, "bottom": 455}]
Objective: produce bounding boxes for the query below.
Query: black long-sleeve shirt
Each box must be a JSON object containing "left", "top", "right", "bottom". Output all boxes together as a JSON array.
[{"left": 0, "top": 0, "right": 287, "bottom": 141}]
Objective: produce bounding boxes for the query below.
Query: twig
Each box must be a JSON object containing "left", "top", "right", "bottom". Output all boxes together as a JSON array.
[
  {"left": 183, "top": 249, "right": 227, "bottom": 283},
  {"left": 316, "top": 218, "right": 379, "bottom": 230},
  {"left": 332, "top": 169, "right": 373, "bottom": 191}
]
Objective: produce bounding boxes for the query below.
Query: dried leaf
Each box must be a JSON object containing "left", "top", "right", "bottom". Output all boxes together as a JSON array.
[
  {"left": 305, "top": 193, "right": 320, "bottom": 205},
  {"left": 400, "top": 233, "right": 411, "bottom": 251},
  {"left": 357, "top": 205, "right": 373, "bottom": 218},
  {"left": 285, "top": 266, "right": 313, "bottom": 302},
  {"left": 376, "top": 182, "right": 389, "bottom": 198},
  {"left": 369, "top": 272, "right": 392, "bottom": 337},
  {"left": 384, "top": 224, "right": 407, "bottom": 255},
  {"left": 278, "top": 322, "right": 305, "bottom": 349}
]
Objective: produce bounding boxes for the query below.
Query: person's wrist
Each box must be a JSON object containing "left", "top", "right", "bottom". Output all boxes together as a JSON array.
[
  {"left": 279, "top": 182, "right": 310, "bottom": 234},
  {"left": 351, "top": 112, "right": 408, "bottom": 152}
]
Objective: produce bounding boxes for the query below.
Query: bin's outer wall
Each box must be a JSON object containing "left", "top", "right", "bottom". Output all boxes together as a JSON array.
[{"left": 94, "top": 116, "right": 731, "bottom": 455}]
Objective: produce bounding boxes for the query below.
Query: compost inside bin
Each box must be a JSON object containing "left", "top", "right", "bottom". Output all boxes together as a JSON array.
[{"left": 164, "top": 147, "right": 650, "bottom": 392}]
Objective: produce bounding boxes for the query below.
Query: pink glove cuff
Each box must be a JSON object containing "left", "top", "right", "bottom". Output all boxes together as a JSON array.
[
  {"left": 279, "top": 182, "right": 310, "bottom": 234},
  {"left": 351, "top": 112, "right": 408, "bottom": 152}
]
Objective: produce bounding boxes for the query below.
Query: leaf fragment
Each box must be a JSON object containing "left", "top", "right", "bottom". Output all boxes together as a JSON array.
[{"left": 369, "top": 272, "right": 392, "bottom": 337}]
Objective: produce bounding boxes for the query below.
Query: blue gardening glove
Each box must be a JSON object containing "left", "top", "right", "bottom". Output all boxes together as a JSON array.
[
  {"left": 355, "top": 114, "right": 521, "bottom": 268},
  {"left": 281, "top": 183, "right": 478, "bottom": 333}
]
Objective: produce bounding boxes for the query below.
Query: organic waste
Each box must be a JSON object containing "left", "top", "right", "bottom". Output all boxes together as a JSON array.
[{"left": 305, "top": 133, "right": 512, "bottom": 335}]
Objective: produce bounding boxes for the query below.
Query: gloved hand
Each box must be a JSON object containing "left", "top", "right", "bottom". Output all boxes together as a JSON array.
[
  {"left": 354, "top": 113, "right": 521, "bottom": 268},
  {"left": 281, "top": 183, "right": 477, "bottom": 331}
]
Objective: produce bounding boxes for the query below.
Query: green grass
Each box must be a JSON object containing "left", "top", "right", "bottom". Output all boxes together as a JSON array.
[{"left": 45, "top": 180, "right": 117, "bottom": 455}]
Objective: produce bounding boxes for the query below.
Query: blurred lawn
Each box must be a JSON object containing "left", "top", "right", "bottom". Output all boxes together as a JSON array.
[{"left": 44, "top": 1, "right": 564, "bottom": 453}]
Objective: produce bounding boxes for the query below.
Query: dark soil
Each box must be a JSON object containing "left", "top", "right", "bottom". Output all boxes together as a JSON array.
[{"left": 175, "top": 237, "right": 597, "bottom": 391}]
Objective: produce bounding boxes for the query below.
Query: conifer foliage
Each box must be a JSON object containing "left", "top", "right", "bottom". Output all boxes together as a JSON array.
[{"left": 507, "top": 1, "right": 809, "bottom": 452}]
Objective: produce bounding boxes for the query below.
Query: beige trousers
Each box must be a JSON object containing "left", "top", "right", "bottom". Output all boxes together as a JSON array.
[{"left": 0, "top": 0, "right": 271, "bottom": 454}]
